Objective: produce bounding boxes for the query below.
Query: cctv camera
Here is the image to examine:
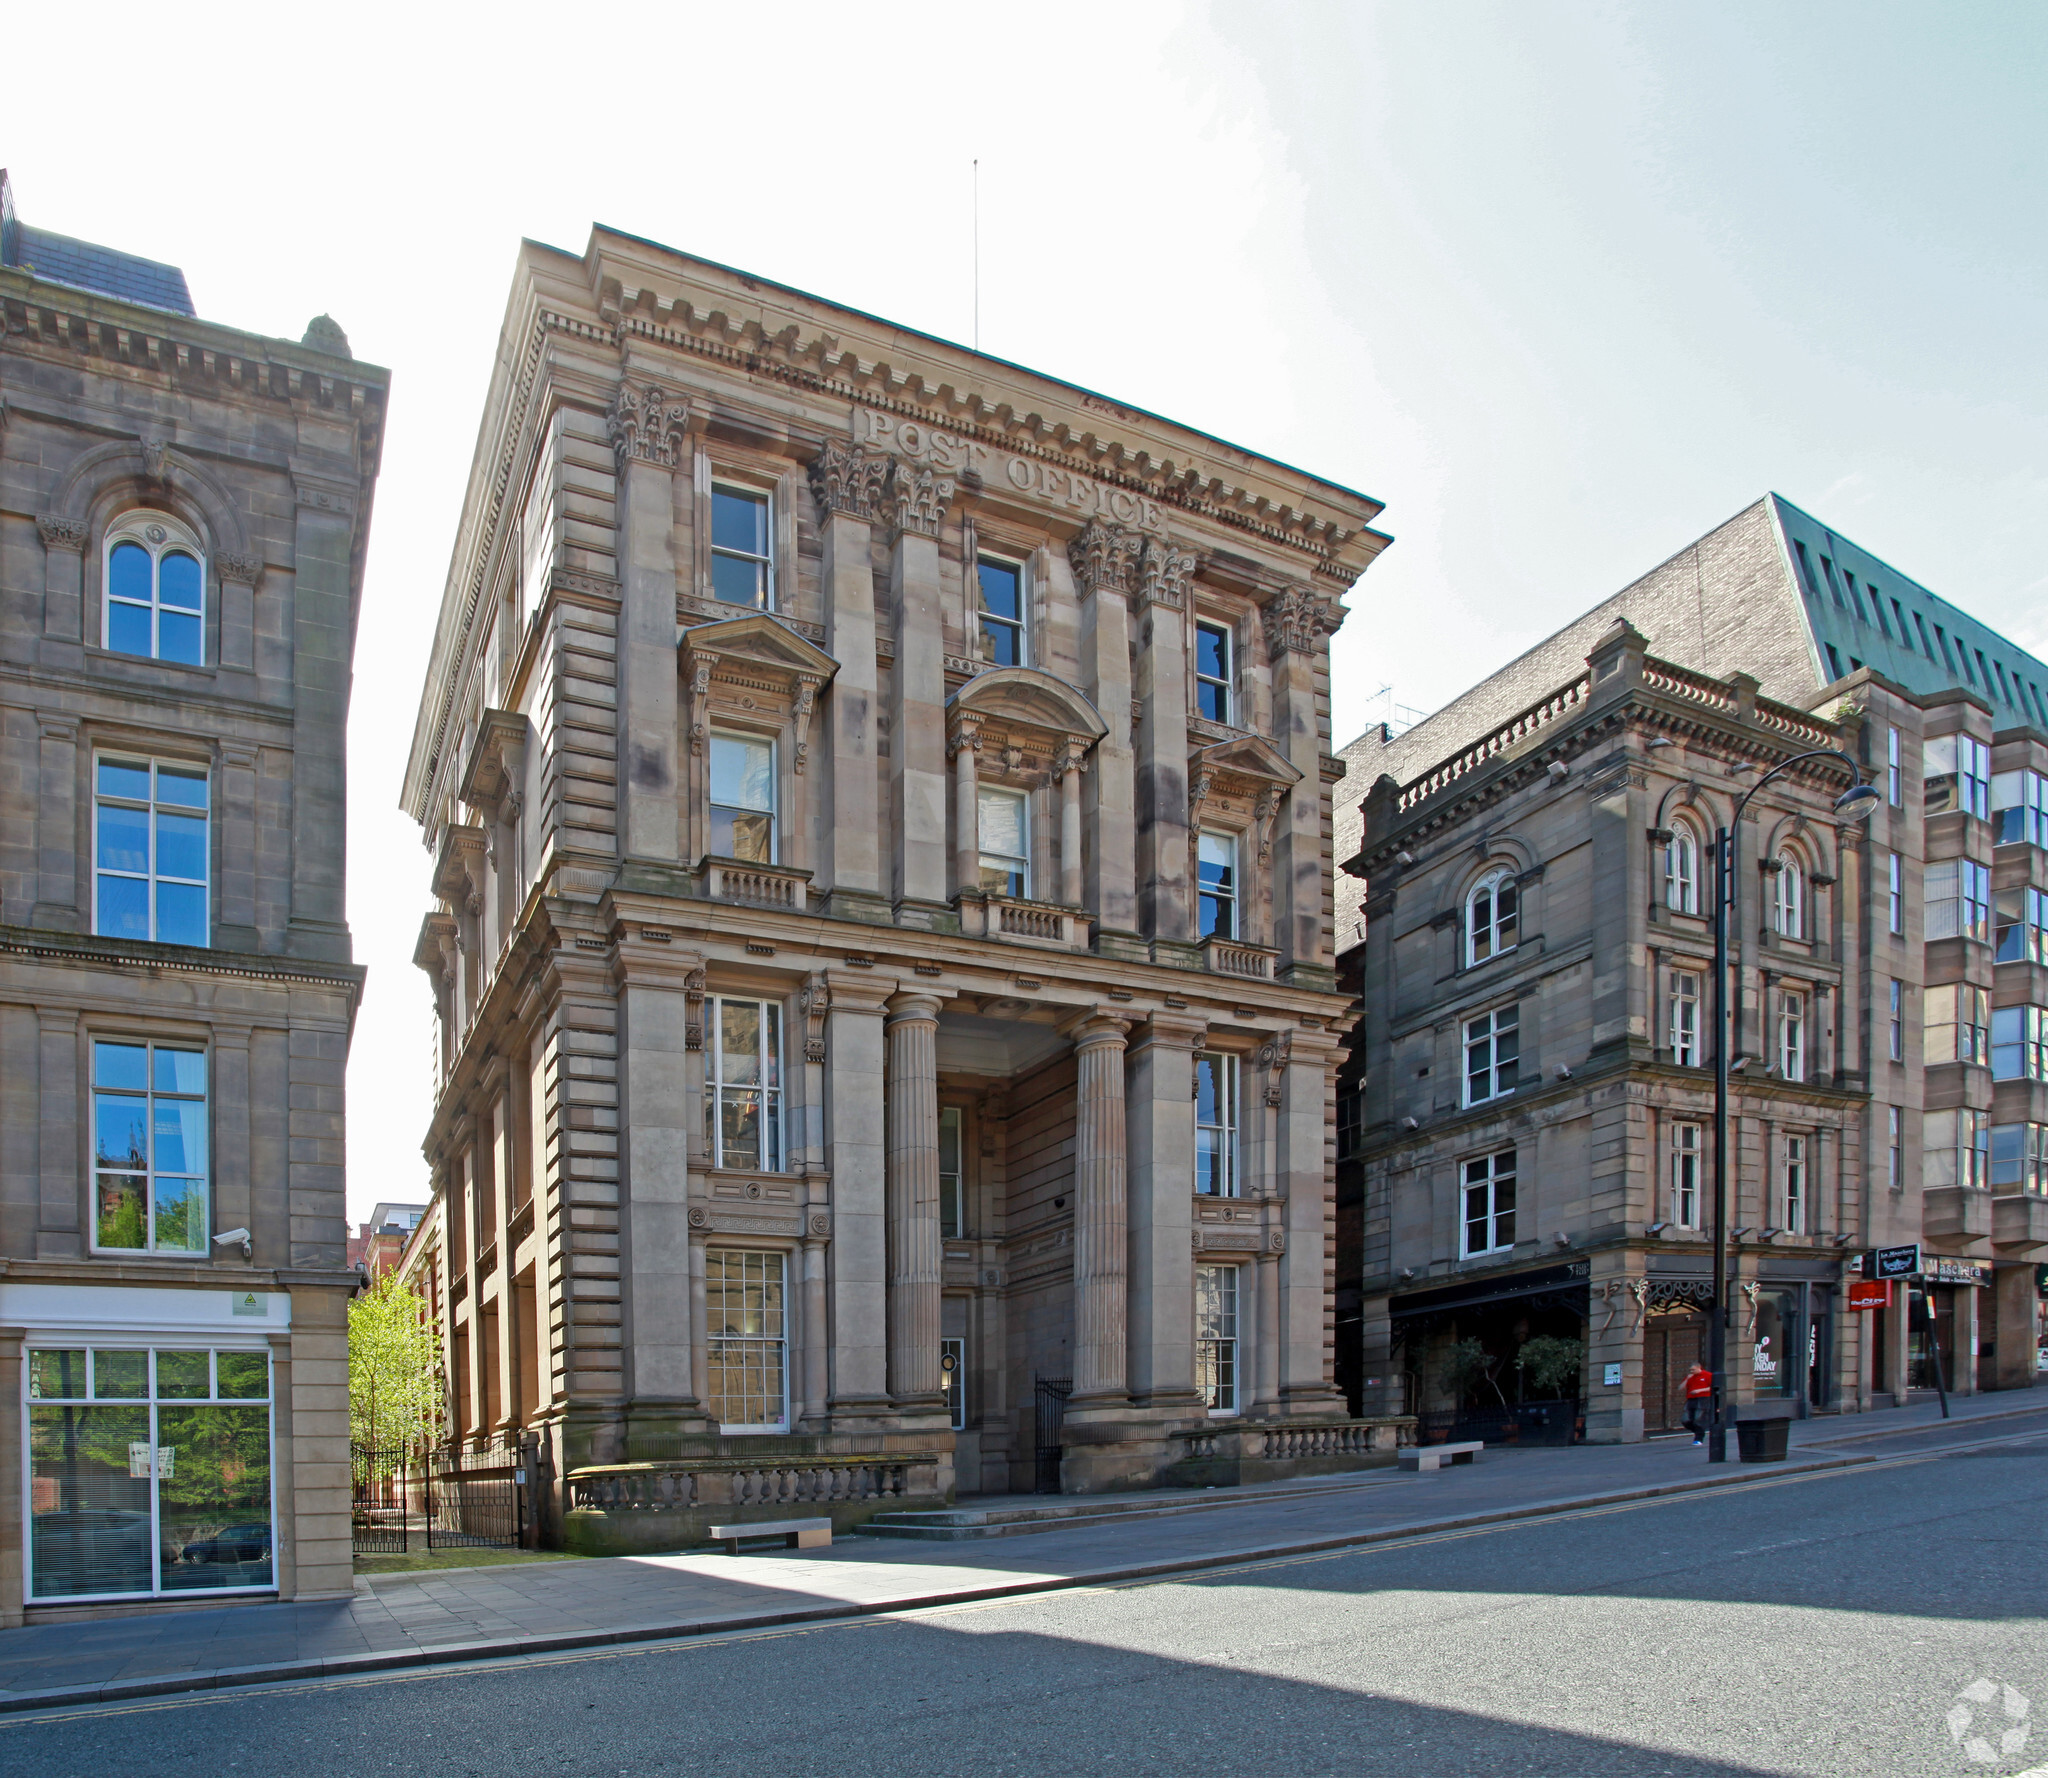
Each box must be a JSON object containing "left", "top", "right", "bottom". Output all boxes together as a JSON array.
[{"left": 213, "top": 1227, "right": 253, "bottom": 1260}]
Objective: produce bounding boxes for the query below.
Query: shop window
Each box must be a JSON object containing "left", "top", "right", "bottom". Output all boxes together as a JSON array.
[
  {"left": 1460, "top": 1148, "right": 1517, "bottom": 1256},
  {"left": 1196, "top": 1053, "right": 1238, "bottom": 1197},
  {"left": 1751, "top": 1290, "right": 1798, "bottom": 1398},
  {"left": 1195, "top": 1264, "right": 1240, "bottom": 1414},
  {"left": 706, "top": 1249, "right": 788, "bottom": 1430},
  {"left": 92, "top": 1040, "right": 208, "bottom": 1254},
  {"left": 104, "top": 514, "right": 206, "bottom": 665},
  {"left": 705, "top": 998, "right": 783, "bottom": 1172},
  {"left": 27, "top": 1345, "right": 272, "bottom": 1601},
  {"left": 940, "top": 1336, "right": 966, "bottom": 1430}
]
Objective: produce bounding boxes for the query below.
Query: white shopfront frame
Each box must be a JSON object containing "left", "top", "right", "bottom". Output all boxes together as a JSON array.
[{"left": 10, "top": 1284, "right": 286, "bottom": 1606}]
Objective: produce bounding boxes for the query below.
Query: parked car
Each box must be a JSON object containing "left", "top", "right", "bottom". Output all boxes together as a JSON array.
[{"left": 178, "top": 1522, "right": 271, "bottom": 1565}]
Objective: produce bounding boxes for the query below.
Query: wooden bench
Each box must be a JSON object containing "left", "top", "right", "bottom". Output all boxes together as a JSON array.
[
  {"left": 1398, "top": 1441, "right": 1484, "bottom": 1474},
  {"left": 707, "top": 1516, "right": 832, "bottom": 1555}
]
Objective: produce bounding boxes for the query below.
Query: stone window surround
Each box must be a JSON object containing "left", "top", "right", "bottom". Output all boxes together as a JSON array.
[
  {"left": 689, "top": 445, "right": 800, "bottom": 621},
  {"left": 100, "top": 507, "right": 210, "bottom": 664},
  {"left": 79, "top": 1021, "right": 220, "bottom": 1262}
]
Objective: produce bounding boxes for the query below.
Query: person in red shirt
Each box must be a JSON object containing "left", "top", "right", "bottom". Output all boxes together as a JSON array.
[{"left": 1682, "top": 1362, "right": 1714, "bottom": 1446}]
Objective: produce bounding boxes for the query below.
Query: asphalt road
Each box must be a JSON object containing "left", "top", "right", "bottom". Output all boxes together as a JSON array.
[{"left": 9, "top": 1419, "right": 2046, "bottom": 1778}]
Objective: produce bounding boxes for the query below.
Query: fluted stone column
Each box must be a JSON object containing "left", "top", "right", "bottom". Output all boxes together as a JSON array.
[
  {"left": 885, "top": 992, "right": 945, "bottom": 1403},
  {"left": 1071, "top": 1014, "right": 1132, "bottom": 1405}
]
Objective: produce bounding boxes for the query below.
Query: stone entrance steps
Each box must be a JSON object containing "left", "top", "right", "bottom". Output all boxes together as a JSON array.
[{"left": 860, "top": 1472, "right": 1409, "bottom": 1541}]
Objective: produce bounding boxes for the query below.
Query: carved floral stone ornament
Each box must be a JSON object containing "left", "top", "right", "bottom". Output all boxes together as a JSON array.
[
  {"left": 607, "top": 382, "right": 690, "bottom": 470},
  {"left": 1067, "top": 520, "right": 1145, "bottom": 600},
  {"left": 35, "top": 515, "right": 89, "bottom": 552},
  {"left": 1264, "top": 584, "right": 1345, "bottom": 658},
  {"left": 217, "top": 552, "right": 263, "bottom": 585},
  {"left": 886, "top": 457, "right": 955, "bottom": 539},
  {"left": 807, "top": 439, "right": 890, "bottom": 522}
]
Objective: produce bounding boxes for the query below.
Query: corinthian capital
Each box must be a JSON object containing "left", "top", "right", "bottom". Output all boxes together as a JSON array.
[
  {"left": 809, "top": 439, "right": 891, "bottom": 522},
  {"left": 36, "top": 515, "right": 89, "bottom": 553},
  {"left": 885, "top": 457, "right": 955, "bottom": 538},
  {"left": 1265, "top": 585, "right": 1342, "bottom": 659},
  {"left": 1135, "top": 537, "right": 1198, "bottom": 609},
  {"left": 1066, "top": 520, "right": 1143, "bottom": 600},
  {"left": 607, "top": 382, "right": 691, "bottom": 471}
]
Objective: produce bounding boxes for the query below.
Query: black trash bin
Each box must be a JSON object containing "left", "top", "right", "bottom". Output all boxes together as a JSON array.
[{"left": 1735, "top": 1418, "right": 1790, "bottom": 1463}]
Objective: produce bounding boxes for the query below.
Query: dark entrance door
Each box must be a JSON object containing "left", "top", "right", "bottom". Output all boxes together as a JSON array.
[
  {"left": 1643, "top": 1309, "right": 1706, "bottom": 1433},
  {"left": 1033, "top": 1377, "right": 1072, "bottom": 1494}
]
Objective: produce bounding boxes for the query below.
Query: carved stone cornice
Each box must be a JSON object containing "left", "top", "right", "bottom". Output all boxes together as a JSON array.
[
  {"left": 886, "top": 457, "right": 954, "bottom": 538},
  {"left": 607, "top": 381, "right": 690, "bottom": 471},
  {"left": 1135, "top": 537, "right": 1199, "bottom": 610},
  {"left": 808, "top": 439, "right": 890, "bottom": 522},
  {"left": 1067, "top": 520, "right": 1143, "bottom": 600},
  {"left": 1265, "top": 585, "right": 1343, "bottom": 659}
]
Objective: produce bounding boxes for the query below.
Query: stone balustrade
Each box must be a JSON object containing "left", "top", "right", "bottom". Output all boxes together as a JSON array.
[
  {"left": 702, "top": 858, "right": 812, "bottom": 912},
  {"left": 1200, "top": 935, "right": 1279, "bottom": 979},
  {"left": 1166, "top": 1417, "right": 1416, "bottom": 1486}
]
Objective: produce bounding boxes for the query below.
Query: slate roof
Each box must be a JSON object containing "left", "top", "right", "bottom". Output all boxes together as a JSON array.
[{"left": 4, "top": 223, "right": 195, "bottom": 316}]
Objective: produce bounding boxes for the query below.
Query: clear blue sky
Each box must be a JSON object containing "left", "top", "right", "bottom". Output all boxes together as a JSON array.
[{"left": 7, "top": 1, "right": 2042, "bottom": 1214}]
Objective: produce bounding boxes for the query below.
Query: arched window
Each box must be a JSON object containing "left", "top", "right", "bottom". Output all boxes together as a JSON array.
[
  {"left": 1466, "top": 868, "right": 1519, "bottom": 965},
  {"left": 104, "top": 513, "right": 206, "bottom": 666},
  {"left": 1663, "top": 822, "right": 1700, "bottom": 915},
  {"left": 1774, "top": 852, "right": 1805, "bottom": 939}
]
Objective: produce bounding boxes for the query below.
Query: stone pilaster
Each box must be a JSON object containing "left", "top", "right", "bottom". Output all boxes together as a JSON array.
[
  {"left": 1068, "top": 524, "right": 1141, "bottom": 956},
  {"left": 824, "top": 973, "right": 892, "bottom": 1420},
  {"left": 1070, "top": 1013, "right": 1132, "bottom": 1406},
  {"left": 31, "top": 717, "right": 78, "bottom": 931},
  {"left": 1133, "top": 538, "right": 1198, "bottom": 960},
  {"left": 885, "top": 991, "right": 945, "bottom": 1404},
  {"left": 286, "top": 483, "right": 356, "bottom": 960},
  {"left": 1276, "top": 1027, "right": 1344, "bottom": 1414},
  {"left": 811, "top": 441, "right": 889, "bottom": 921},
  {"left": 1265, "top": 583, "right": 1339, "bottom": 989},
  {"left": 887, "top": 459, "right": 954, "bottom": 925},
  {"left": 608, "top": 381, "right": 689, "bottom": 877}
]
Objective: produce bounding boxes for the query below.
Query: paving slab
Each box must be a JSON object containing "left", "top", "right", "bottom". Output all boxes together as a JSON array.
[{"left": 0, "top": 1389, "right": 2039, "bottom": 1713}]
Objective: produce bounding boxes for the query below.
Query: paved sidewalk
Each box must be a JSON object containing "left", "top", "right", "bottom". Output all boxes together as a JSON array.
[{"left": 2, "top": 1389, "right": 2040, "bottom": 1713}]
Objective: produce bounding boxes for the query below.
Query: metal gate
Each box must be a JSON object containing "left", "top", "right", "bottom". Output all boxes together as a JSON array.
[
  {"left": 427, "top": 1439, "right": 525, "bottom": 1550},
  {"left": 1033, "top": 1376, "right": 1072, "bottom": 1494},
  {"left": 350, "top": 1443, "right": 417, "bottom": 1555}
]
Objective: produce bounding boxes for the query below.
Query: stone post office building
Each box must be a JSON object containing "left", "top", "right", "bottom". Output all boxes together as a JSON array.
[
  {"left": 401, "top": 226, "right": 1399, "bottom": 1545},
  {"left": 0, "top": 172, "right": 384, "bottom": 1620},
  {"left": 1335, "top": 497, "right": 2048, "bottom": 1443}
]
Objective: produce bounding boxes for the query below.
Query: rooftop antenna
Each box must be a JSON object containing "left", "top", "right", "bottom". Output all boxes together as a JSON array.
[{"left": 972, "top": 158, "right": 980, "bottom": 352}]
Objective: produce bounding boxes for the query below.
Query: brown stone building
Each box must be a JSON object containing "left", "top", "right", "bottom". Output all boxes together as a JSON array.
[
  {"left": 0, "top": 171, "right": 385, "bottom": 1618},
  {"left": 401, "top": 225, "right": 1400, "bottom": 1549},
  {"left": 1335, "top": 498, "right": 2047, "bottom": 1444}
]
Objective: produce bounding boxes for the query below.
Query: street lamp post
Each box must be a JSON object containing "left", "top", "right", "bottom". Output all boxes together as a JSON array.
[{"left": 1707, "top": 751, "right": 1880, "bottom": 1463}]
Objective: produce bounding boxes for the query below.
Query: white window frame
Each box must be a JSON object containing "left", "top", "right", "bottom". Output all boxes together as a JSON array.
[
  {"left": 90, "top": 1039, "right": 210, "bottom": 1256},
  {"left": 939, "top": 1105, "right": 964, "bottom": 1239},
  {"left": 1195, "top": 1264, "right": 1240, "bottom": 1415},
  {"left": 1463, "top": 1003, "right": 1519, "bottom": 1107},
  {"left": 1196, "top": 1052, "right": 1238, "bottom": 1198},
  {"left": 709, "top": 482, "right": 775, "bottom": 610},
  {"left": 1460, "top": 1149, "right": 1517, "bottom": 1257},
  {"left": 1889, "top": 978, "right": 1904, "bottom": 1062},
  {"left": 1670, "top": 1122, "right": 1701, "bottom": 1228},
  {"left": 708, "top": 731, "right": 778, "bottom": 865},
  {"left": 977, "top": 785, "right": 1031, "bottom": 899},
  {"left": 1773, "top": 854, "right": 1805, "bottom": 939},
  {"left": 102, "top": 511, "right": 207, "bottom": 666},
  {"left": 93, "top": 756, "right": 210, "bottom": 949},
  {"left": 1888, "top": 1106, "right": 1903, "bottom": 1190},
  {"left": 24, "top": 1344, "right": 275, "bottom": 1603},
  {"left": 704, "top": 1248, "right": 789, "bottom": 1431},
  {"left": 1664, "top": 825, "right": 1699, "bottom": 915},
  {"left": 1197, "top": 830, "right": 1238, "bottom": 941},
  {"left": 1669, "top": 970, "right": 1700, "bottom": 1066},
  {"left": 1782, "top": 1134, "right": 1807, "bottom": 1234},
  {"left": 1887, "top": 726, "right": 1902, "bottom": 806},
  {"left": 1778, "top": 990, "right": 1807, "bottom": 1082},
  {"left": 1194, "top": 619, "right": 1233, "bottom": 726},
  {"left": 705, "top": 997, "right": 784, "bottom": 1173},
  {"left": 1888, "top": 852, "right": 1902, "bottom": 935},
  {"left": 973, "top": 553, "right": 1028, "bottom": 668},
  {"left": 1465, "top": 869, "right": 1519, "bottom": 966}
]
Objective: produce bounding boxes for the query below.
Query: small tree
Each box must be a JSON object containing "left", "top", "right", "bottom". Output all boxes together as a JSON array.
[
  {"left": 1439, "top": 1337, "right": 1507, "bottom": 1406},
  {"left": 1515, "top": 1335, "right": 1585, "bottom": 1398},
  {"left": 348, "top": 1271, "right": 444, "bottom": 1451}
]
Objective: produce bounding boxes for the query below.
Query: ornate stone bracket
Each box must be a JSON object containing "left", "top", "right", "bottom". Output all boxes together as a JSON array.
[
  {"left": 793, "top": 676, "right": 821, "bottom": 776},
  {"left": 800, "top": 973, "right": 830, "bottom": 1064},
  {"left": 217, "top": 551, "right": 262, "bottom": 586},
  {"left": 608, "top": 382, "right": 690, "bottom": 470},
  {"left": 684, "top": 968, "right": 707, "bottom": 1051},
  {"left": 36, "top": 515, "right": 89, "bottom": 552}
]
